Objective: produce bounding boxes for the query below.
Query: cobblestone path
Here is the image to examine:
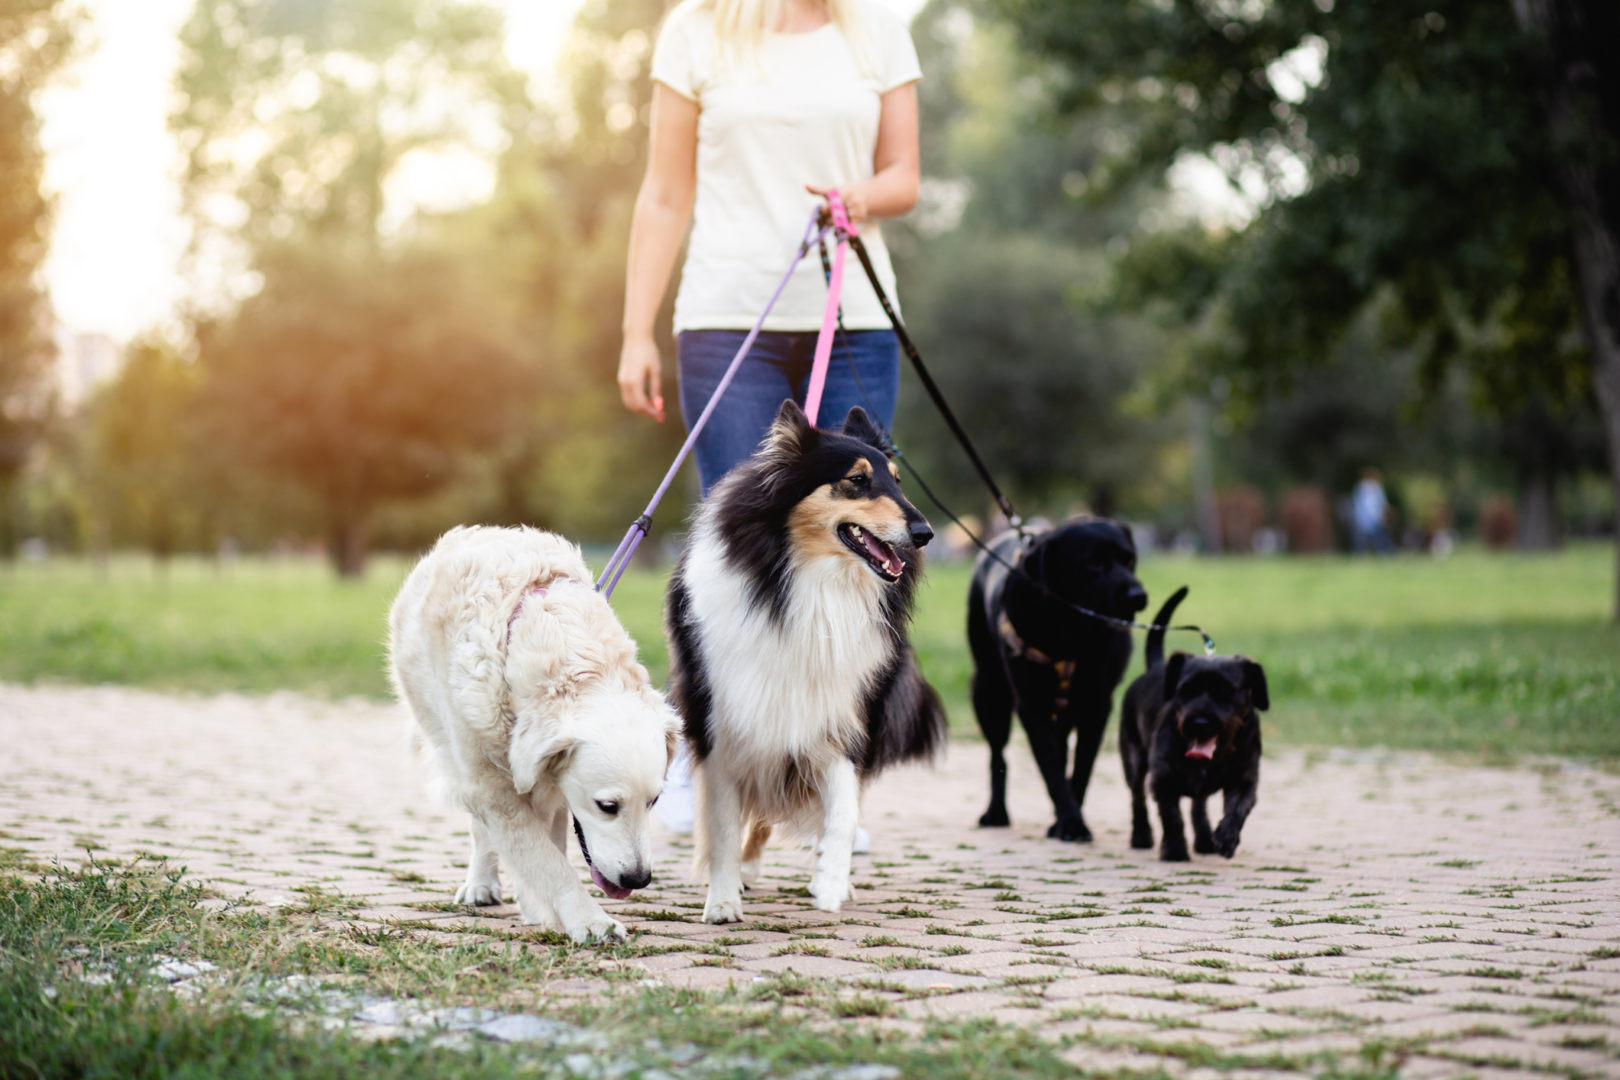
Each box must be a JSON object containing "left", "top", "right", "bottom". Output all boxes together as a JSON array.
[{"left": 3, "top": 683, "right": 1617, "bottom": 1077}]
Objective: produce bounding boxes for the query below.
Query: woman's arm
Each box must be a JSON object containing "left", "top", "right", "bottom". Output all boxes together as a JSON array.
[
  {"left": 619, "top": 84, "right": 700, "bottom": 421},
  {"left": 807, "top": 81, "right": 919, "bottom": 226}
]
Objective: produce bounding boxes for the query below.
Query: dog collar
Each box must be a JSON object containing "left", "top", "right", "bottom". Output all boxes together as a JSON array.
[
  {"left": 997, "top": 612, "right": 1077, "bottom": 714},
  {"left": 506, "top": 585, "right": 549, "bottom": 645}
]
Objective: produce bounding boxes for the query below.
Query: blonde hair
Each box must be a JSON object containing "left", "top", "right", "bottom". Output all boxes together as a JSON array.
[{"left": 673, "top": 0, "right": 873, "bottom": 76}]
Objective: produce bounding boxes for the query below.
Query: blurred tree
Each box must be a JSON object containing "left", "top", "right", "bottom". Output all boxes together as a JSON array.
[
  {"left": 996, "top": 0, "right": 1620, "bottom": 613},
  {"left": 197, "top": 244, "right": 531, "bottom": 576},
  {"left": 172, "top": 0, "right": 528, "bottom": 267},
  {"left": 82, "top": 340, "right": 211, "bottom": 560},
  {"left": 443, "top": 0, "right": 691, "bottom": 545},
  {"left": 892, "top": 2, "right": 1172, "bottom": 520},
  {"left": 171, "top": 0, "right": 534, "bottom": 574},
  {"left": 0, "top": 0, "right": 77, "bottom": 554}
]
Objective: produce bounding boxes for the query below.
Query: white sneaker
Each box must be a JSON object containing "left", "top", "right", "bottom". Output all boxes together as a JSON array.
[
  {"left": 655, "top": 740, "right": 696, "bottom": 835},
  {"left": 811, "top": 824, "right": 872, "bottom": 854}
]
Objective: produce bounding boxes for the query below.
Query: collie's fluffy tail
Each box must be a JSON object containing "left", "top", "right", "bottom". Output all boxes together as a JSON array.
[{"left": 1144, "top": 586, "right": 1189, "bottom": 671}]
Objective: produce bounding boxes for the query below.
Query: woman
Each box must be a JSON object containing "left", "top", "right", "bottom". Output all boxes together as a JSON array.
[
  {"left": 618, "top": 0, "right": 923, "bottom": 838},
  {"left": 617, "top": 0, "right": 922, "bottom": 493}
]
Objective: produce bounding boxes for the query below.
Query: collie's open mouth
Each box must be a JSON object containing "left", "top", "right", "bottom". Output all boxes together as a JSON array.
[
  {"left": 573, "top": 816, "right": 632, "bottom": 900},
  {"left": 838, "top": 523, "right": 905, "bottom": 581}
]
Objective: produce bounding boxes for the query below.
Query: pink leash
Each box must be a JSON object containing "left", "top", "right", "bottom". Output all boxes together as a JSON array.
[
  {"left": 596, "top": 193, "right": 857, "bottom": 599},
  {"left": 803, "top": 190, "right": 856, "bottom": 427},
  {"left": 596, "top": 206, "right": 832, "bottom": 598}
]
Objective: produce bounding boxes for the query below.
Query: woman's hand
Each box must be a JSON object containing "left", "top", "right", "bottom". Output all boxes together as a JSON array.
[
  {"left": 617, "top": 336, "right": 666, "bottom": 422},
  {"left": 804, "top": 84, "right": 919, "bottom": 228},
  {"left": 805, "top": 182, "right": 869, "bottom": 227}
]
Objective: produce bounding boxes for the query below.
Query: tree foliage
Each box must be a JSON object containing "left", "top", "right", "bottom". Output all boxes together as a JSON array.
[
  {"left": 82, "top": 341, "right": 212, "bottom": 558},
  {"left": 995, "top": 0, "right": 1620, "bottom": 596},
  {"left": 0, "top": 0, "right": 77, "bottom": 549},
  {"left": 197, "top": 243, "right": 532, "bottom": 574},
  {"left": 993, "top": 0, "right": 1584, "bottom": 401},
  {"left": 893, "top": 1, "right": 1172, "bottom": 518},
  {"left": 170, "top": 0, "right": 535, "bottom": 574}
]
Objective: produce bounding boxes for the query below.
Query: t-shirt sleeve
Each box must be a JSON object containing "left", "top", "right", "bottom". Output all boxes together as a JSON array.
[
  {"left": 869, "top": 3, "right": 922, "bottom": 92},
  {"left": 650, "top": 9, "right": 701, "bottom": 102}
]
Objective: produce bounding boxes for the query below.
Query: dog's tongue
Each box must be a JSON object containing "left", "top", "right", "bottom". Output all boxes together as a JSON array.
[
  {"left": 1185, "top": 737, "right": 1218, "bottom": 761},
  {"left": 590, "top": 865, "right": 632, "bottom": 901},
  {"left": 860, "top": 531, "right": 904, "bottom": 577}
]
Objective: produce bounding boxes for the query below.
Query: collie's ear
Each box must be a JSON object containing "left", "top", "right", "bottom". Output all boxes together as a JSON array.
[
  {"left": 1239, "top": 657, "right": 1269, "bottom": 711},
  {"left": 765, "top": 399, "right": 813, "bottom": 454},
  {"left": 839, "top": 406, "right": 887, "bottom": 451},
  {"left": 1163, "top": 652, "right": 1189, "bottom": 699}
]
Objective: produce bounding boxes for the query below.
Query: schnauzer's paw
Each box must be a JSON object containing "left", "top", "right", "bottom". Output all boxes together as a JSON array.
[
  {"left": 1214, "top": 824, "right": 1242, "bottom": 859},
  {"left": 1159, "top": 844, "right": 1191, "bottom": 863},
  {"left": 1130, "top": 828, "right": 1154, "bottom": 850},
  {"left": 702, "top": 893, "right": 745, "bottom": 925},
  {"left": 1047, "top": 817, "right": 1092, "bottom": 843},
  {"left": 1194, "top": 832, "right": 1217, "bottom": 855},
  {"left": 455, "top": 877, "right": 502, "bottom": 906},
  {"left": 978, "top": 806, "right": 1010, "bottom": 828}
]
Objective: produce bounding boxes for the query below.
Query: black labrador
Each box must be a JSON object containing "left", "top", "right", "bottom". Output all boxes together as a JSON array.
[{"left": 968, "top": 518, "right": 1146, "bottom": 841}]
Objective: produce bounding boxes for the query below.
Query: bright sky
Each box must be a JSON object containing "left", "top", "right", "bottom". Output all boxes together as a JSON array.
[{"left": 39, "top": 0, "right": 928, "bottom": 343}]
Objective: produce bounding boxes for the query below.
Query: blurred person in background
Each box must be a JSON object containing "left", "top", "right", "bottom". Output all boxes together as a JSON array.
[
  {"left": 617, "top": 0, "right": 923, "bottom": 839},
  {"left": 1351, "top": 467, "right": 1393, "bottom": 555}
]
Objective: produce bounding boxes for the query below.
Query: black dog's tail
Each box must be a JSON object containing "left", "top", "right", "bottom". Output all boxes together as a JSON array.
[{"left": 1144, "top": 586, "right": 1189, "bottom": 671}]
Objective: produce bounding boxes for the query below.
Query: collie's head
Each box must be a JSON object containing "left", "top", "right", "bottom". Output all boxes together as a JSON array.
[{"left": 713, "top": 400, "right": 933, "bottom": 591}]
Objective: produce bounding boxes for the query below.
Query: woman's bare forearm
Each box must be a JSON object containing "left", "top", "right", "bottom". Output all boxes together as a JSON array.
[
  {"left": 856, "top": 160, "right": 920, "bottom": 220},
  {"left": 622, "top": 189, "right": 692, "bottom": 341}
]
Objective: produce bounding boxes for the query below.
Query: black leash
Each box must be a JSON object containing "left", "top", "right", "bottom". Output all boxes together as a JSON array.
[
  {"left": 840, "top": 231, "right": 1030, "bottom": 542},
  {"left": 822, "top": 222, "right": 1217, "bottom": 656}
]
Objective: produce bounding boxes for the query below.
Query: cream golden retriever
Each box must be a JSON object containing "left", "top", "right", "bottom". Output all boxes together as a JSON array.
[{"left": 389, "top": 525, "right": 679, "bottom": 943}]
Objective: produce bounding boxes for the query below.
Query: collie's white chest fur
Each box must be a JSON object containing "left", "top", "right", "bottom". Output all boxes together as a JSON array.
[{"left": 682, "top": 519, "right": 889, "bottom": 766}]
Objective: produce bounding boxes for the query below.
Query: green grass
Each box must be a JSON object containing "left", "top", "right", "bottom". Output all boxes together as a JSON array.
[
  {"left": 0, "top": 858, "right": 1083, "bottom": 1080},
  {"left": 1, "top": 543, "right": 1616, "bottom": 759}
]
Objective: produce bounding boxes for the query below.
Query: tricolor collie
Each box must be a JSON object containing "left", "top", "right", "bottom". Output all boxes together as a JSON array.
[{"left": 665, "top": 401, "right": 946, "bottom": 923}]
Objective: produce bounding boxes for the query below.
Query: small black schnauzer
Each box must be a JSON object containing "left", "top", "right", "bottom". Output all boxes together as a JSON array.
[
  {"left": 1120, "top": 587, "right": 1268, "bottom": 862},
  {"left": 968, "top": 518, "right": 1147, "bottom": 841}
]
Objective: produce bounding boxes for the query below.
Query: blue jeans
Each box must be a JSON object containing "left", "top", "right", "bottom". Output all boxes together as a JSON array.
[{"left": 677, "top": 329, "right": 900, "bottom": 495}]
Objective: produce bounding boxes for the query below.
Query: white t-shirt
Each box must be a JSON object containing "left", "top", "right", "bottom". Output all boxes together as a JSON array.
[{"left": 650, "top": 1, "right": 921, "bottom": 333}]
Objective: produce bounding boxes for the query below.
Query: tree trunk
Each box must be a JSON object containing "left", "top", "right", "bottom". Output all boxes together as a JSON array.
[
  {"left": 1187, "top": 397, "right": 1221, "bottom": 553},
  {"left": 328, "top": 514, "right": 368, "bottom": 578},
  {"left": 1509, "top": 0, "right": 1620, "bottom": 618},
  {"left": 1515, "top": 472, "right": 1562, "bottom": 551}
]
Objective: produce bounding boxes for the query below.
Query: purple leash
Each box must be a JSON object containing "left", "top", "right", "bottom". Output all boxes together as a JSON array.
[{"left": 596, "top": 208, "right": 830, "bottom": 598}]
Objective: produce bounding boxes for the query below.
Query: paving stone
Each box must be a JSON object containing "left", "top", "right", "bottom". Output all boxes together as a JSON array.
[
  {"left": 868, "top": 968, "right": 990, "bottom": 991},
  {"left": 1190, "top": 1009, "right": 1321, "bottom": 1036}
]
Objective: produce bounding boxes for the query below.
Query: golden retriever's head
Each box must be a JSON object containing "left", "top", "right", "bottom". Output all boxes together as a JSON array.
[{"left": 510, "top": 686, "right": 681, "bottom": 898}]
